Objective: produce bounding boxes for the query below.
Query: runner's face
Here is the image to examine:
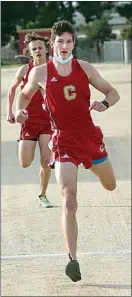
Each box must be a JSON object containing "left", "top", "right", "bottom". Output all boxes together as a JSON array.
[
  {"left": 29, "top": 40, "right": 46, "bottom": 62},
  {"left": 52, "top": 32, "right": 74, "bottom": 60}
]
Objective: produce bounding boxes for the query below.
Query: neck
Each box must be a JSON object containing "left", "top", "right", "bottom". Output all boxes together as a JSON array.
[
  {"left": 53, "top": 58, "right": 72, "bottom": 76},
  {"left": 33, "top": 57, "right": 46, "bottom": 66}
]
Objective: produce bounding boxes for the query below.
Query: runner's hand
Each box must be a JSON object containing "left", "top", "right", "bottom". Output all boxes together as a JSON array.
[
  {"left": 15, "top": 109, "right": 28, "bottom": 124},
  {"left": 6, "top": 111, "right": 15, "bottom": 124},
  {"left": 89, "top": 101, "right": 107, "bottom": 112}
]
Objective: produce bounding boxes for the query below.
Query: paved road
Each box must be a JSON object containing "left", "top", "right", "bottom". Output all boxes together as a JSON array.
[{"left": 1, "top": 64, "right": 131, "bottom": 296}]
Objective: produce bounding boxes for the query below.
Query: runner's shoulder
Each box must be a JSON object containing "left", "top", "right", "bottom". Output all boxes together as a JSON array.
[
  {"left": 31, "top": 63, "right": 47, "bottom": 79},
  {"left": 15, "top": 63, "right": 29, "bottom": 79},
  {"left": 77, "top": 59, "right": 91, "bottom": 68},
  {"left": 28, "top": 63, "right": 47, "bottom": 84},
  {"left": 77, "top": 59, "right": 96, "bottom": 79},
  {"left": 30, "top": 62, "right": 46, "bottom": 74}
]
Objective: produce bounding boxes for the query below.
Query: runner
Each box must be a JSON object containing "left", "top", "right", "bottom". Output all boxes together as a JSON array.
[
  {"left": 7, "top": 33, "right": 52, "bottom": 208},
  {"left": 15, "top": 21, "right": 120, "bottom": 281}
]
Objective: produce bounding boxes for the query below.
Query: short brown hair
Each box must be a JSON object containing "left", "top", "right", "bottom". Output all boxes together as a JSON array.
[
  {"left": 23, "top": 32, "right": 50, "bottom": 58},
  {"left": 51, "top": 20, "right": 76, "bottom": 42}
]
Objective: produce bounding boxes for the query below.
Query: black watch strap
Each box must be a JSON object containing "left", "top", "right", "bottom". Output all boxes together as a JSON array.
[{"left": 101, "top": 100, "right": 109, "bottom": 109}]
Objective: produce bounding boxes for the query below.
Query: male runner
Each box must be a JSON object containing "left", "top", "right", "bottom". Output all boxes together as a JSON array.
[
  {"left": 7, "top": 33, "right": 52, "bottom": 208},
  {"left": 15, "top": 21, "right": 120, "bottom": 281}
]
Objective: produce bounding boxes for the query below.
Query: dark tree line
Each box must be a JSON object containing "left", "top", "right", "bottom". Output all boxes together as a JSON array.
[{"left": 1, "top": 1, "right": 132, "bottom": 45}]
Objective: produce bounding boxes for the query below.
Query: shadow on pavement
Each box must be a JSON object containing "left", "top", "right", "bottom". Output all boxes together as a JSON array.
[{"left": 81, "top": 283, "right": 131, "bottom": 289}]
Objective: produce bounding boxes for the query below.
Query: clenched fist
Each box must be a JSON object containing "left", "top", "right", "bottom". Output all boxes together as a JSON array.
[
  {"left": 6, "top": 111, "right": 15, "bottom": 124},
  {"left": 89, "top": 101, "right": 107, "bottom": 112},
  {"left": 15, "top": 109, "right": 28, "bottom": 124}
]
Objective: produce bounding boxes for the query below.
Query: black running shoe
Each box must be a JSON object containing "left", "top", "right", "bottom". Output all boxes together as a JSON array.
[{"left": 65, "top": 259, "right": 81, "bottom": 282}]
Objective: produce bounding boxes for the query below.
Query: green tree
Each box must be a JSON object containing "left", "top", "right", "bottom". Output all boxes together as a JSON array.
[
  {"left": 116, "top": 3, "right": 132, "bottom": 41},
  {"left": 116, "top": 2, "right": 132, "bottom": 22},
  {"left": 1, "top": 1, "right": 76, "bottom": 45},
  {"left": 1, "top": 1, "right": 38, "bottom": 44},
  {"left": 79, "top": 17, "right": 114, "bottom": 59},
  {"left": 76, "top": 1, "right": 114, "bottom": 23},
  {"left": 120, "top": 27, "right": 132, "bottom": 40},
  {"left": 25, "top": 1, "right": 75, "bottom": 29}
]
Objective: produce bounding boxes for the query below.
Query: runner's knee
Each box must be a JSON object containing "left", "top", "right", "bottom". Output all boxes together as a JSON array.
[
  {"left": 40, "top": 166, "right": 51, "bottom": 178},
  {"left": 40, "top": 156, "right": 50, "bottom": 168},
  {"left": 62, "top": 188, "right": 77, "bottom": 213},
  {"left": 19, "top": 159, "right": 32, "bottom": 168},
  {"left": 103, "top": 180, "right": 116, "bottom": 191}
]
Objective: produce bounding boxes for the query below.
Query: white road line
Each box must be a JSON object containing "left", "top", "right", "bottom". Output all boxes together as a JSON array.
[{"left": 1, "top": 249, "right": 131, "bottom": 260}]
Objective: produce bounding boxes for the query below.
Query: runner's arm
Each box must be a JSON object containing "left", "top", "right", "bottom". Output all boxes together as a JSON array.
[
  {"left": 16, "top": 67, "right": 40, "bottom": 111},
  {"left": 88, "top": 63, "right": 120, "bottom": 107},
  {"left": 7, "top": 65, "right": 28, "bottom": 122},
  {"left": 79, "top": 61, "right": 120, "bottom": 111},
  {"left": 15, "top": 64, "right": 47, "bottom": 123}
]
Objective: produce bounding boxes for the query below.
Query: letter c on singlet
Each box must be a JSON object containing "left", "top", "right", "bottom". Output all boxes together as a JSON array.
[{"left": 63, "top": 85, "right": 76, "bottom": 100}]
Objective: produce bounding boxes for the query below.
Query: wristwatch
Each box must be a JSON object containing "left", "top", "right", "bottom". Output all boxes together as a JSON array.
[{"left": 101, "top": 100, "right": 109, "bottom": 109}]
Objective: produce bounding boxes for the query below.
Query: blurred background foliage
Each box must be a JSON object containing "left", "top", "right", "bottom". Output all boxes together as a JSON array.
[
  {"left": 1, "top": 1, "right": 132, "bottom": 65},
  {"left": 1, "top": 1, "right": 132, "bottom": 46}
]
